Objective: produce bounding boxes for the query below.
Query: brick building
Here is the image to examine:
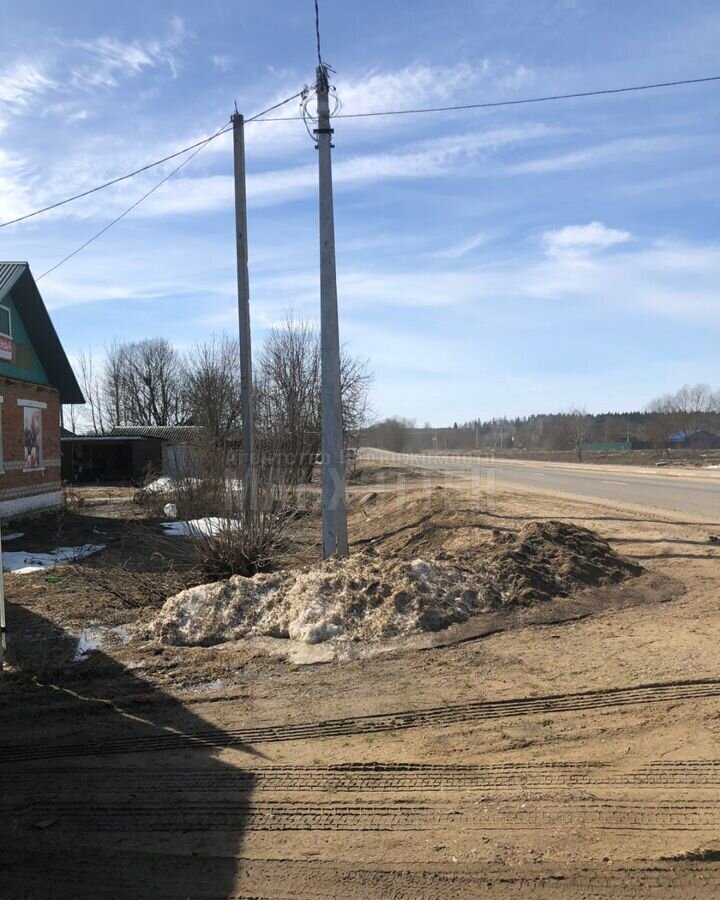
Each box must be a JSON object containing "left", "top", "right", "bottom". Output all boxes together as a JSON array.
[{"left": 0, "top": 263, "right": 83, "bottom": 518}]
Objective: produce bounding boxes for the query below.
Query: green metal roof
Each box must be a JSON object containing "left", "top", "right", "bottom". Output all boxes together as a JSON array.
[
  {"left": 110, "top": 426, "right": 206, "bottom": 444},
  {"left": 0, "top": 262, "right": 26, "bottom": 297},
  {"left": 0, "top": 262, "right": 84, "bottom": 404}
]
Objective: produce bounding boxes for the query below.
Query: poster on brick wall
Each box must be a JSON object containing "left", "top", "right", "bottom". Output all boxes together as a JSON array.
[{"left": 23, "top": 406, "right": 42, "bottom": 469}]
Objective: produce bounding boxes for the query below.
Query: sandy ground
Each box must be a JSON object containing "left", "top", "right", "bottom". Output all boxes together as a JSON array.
[{"left": 1, "top": 474, "right": 719, "bottom": 898}]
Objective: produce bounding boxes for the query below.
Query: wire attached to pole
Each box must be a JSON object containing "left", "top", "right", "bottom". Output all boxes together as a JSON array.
[
  {"left": 36, "top": 124, "right": 223, "bottom": 280},
  {"left": 35, "top": 91, "right": 306, "bottom": 279},
  {"left": 314, "top": 0, "right": 323, "bottom": 67},
  {"left": 249, "top": 73, "right": 720, "bottom": 122},
  {"left": 1, "top": 91, "right": 306, "bottom": 231}
]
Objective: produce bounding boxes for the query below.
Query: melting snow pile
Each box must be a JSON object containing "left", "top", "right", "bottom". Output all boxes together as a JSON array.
[
  {"left": 3, "top": 544, "right": 106, "bottom": 575},
  {"left": 74, "top": 623, "right": 133, "bottom": 662},
  {"left": 153, "top": 554, "right": 486, "bottom": 646},
  {"left": 152, "top": 521, "right": 641, "bottom": 647},
  {"left": 162, "top": 518, "right": 241, "bottom": 538}
]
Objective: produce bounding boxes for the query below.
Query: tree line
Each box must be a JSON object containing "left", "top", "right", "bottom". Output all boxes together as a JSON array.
[
  {"left": 69, "top": 314, "right": 373, "bottom": 482},
  {"left": 366, "top": 384, "right": 720, "bottom": 455}
]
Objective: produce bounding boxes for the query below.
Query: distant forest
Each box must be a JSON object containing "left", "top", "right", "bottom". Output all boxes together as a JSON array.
[{"left": 365, "top": 384, "right": 720, "bottom": 454}]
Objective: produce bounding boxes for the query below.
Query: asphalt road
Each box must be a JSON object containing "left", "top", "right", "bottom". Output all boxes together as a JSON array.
[{"left": 363, "top": 449, "right": 720, "bottom": 521}]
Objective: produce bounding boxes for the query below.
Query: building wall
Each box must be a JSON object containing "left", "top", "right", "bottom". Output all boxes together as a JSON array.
[
  {"left": 0, "top": 376, "right": 61, "bottom": 519},
  {"left": 0, "top": 291, "right": 50, "bottom": 385}
]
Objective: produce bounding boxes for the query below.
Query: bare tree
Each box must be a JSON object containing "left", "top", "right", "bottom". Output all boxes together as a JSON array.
[
  {"left": 116, "top": 338, "right": 190, "bottom": 427},
  {"left": 77, "top": 349, "right": 107, "bottom": 434},
  {"left": 62, "top": 403, "right": 81, "bottom": 434},
  {"left": 255, "top": 313, "right": 373, "bottom": 482},
  {"left": 341, "top": 349, "right": 374, "bottom": 455},
  {"left": 256, "top": 316, "right": 321, "bottom": 482},
  {"left": 647, "top": 383, "right": 720, "bottom": 448},
  {"left": 670, "top": 383, "right": 718, "bottom": 437},
  {"left": 564, "top": 408, "right": 592, "bottom": 461},
  {"left": 102, "top": 340, "right": 129, "bottom": 428},
  {"left": 365, "top": 416, "right": 416, "bottom": 453},
  {"left": 186, "top": 335, "right": 242, "bottom": 445}
]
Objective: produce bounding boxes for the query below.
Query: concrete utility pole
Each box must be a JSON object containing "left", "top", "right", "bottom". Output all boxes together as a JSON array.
[
  {"left": 315, "top": 65, "right": 348, "bottom": 558},
  {"left": 232, "top": 112, "right": 255, "bottom": 517}
]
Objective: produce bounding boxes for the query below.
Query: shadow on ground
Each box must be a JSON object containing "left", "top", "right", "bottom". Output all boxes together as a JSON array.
[{"left": 0, "top": 600, "right": 257, "bottom": 900}]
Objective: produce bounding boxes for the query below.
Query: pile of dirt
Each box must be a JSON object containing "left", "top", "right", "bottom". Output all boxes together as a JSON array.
[
  {"left": 476, "top": 521, "right": 642, "bottom": 605},
  {"left": 349, "top": 464, "right": 431, "bottom": 485},
  {"left": 151, "top": 520, "right": 641, "bottom": 647}
]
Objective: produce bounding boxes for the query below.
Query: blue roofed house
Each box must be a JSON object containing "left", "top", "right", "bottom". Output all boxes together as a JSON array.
[{"left": 667, "top": 430, "right": 720, "bottom": 450}]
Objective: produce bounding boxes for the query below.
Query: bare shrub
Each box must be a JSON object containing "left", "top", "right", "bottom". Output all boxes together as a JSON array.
[
  {"left": 66, "top": 521, "right": 202, "bottom": 610},
  {"left": 180, "top": 456, "right": 301, "bottom": 578},
  {"left": 146, "top": 443, "right": 300, "bottom": 578},
  {"left": 63, "top": 487, "right": 85, "bottom": 510}
]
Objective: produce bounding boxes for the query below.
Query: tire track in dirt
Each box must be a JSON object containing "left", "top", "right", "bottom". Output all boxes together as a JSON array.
[
  {"left": 4, "top": 851, "right": 719, "bottom": 899},
  {"left": 3, "top": 678, "right": 719, "bottom": 762},
  {"left": 15, "top": 798, "right": 720, "bottom": 832},
  {"left": 235, "top": 860, "right": 720, "bottom": 900},
  {"left": 7, "top": 760, "right": 720, "bottom": 792}
]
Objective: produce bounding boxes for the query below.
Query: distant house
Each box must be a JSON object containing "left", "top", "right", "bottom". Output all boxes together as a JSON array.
[
  {"left": 667, "top": 430, "right": 720, "bottom": 450},
  {"left": 0, "top": 263, "right": 84, "bottom": 518},
  {"left": 61, "top": 426, "right": 206, "bottom": 484}
]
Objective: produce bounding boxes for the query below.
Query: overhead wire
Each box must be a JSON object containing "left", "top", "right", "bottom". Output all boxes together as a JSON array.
[
  {"left": 254, "top": 74, "right": 720, "bottom": 121},
  {"left": 314, "top": 0, "right": 323, "bottom": 68},
  {"left": 35, "top": 91, "right": 306, "bottom": 280},
  {"left": 3, "top": 75, "right": 718, "bottom": 235},
  {"left": 35, "top": 126, "right": 222, "bottom": 280},
  {"left": 0, "top": 90, "right": 306, "bottom": 230}
]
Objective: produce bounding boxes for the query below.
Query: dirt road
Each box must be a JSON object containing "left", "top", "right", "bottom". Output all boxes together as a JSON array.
[{"left": 1, "top": 480, "right": 719, "bottom": 898}]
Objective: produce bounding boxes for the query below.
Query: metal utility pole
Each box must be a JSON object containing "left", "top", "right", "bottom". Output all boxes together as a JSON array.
[
  {"left": 232, "top": 112, "right": 255, "bottom": 517},
  {"left": 315, "top": 65, "right": 348, "bottom": 558}
]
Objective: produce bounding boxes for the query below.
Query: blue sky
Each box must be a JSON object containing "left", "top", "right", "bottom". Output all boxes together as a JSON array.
[{"left": 1, "top": 0, "right": 718, "bottom": 424}]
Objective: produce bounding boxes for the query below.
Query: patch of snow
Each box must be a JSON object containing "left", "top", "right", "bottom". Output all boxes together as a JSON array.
[
  {"left": 110, "top": 623, "right": 133, "bottom": 643},
  {"left": 2, "top": 532, "right": 24, "bottom": 542},
  {"left": 163, "top": 502, "right": 178, "bottom": 518},
  {"left": 161, "top": 518, "right": 241, "bottom": 538},
  {"left": 73, "top": 622, "right": 133, "bottom": 662},
  {"left": 3, "top": 544, "right": 106, "bottom": 574},
  {"left": 410, "top": 558, "right": 433, "bottom": 582},
  {"left": 151, "top": 555, "right": 487, "bottom": 647},
  {"left": 143, "top": 476, "right": 174, "bottom": 493},
  {"left": 73, "top": 626, "right": 104, "bottom": 661}
]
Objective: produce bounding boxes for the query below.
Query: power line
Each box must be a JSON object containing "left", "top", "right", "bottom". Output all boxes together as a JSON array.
[
  {"left": 314, "top": 0, "right": 323, "bottom": 67},
  {"left": 35, "top": 92, "right": 306, "bottom": 280},
  {"left": 255, "top": 74, "right": 720, "bottom": 122},
  {"left": 36, "top": 127, "right": 221, "bottom": 281},
  {"left": 3, "top": 75, "right": 717, "bottom": 232},
  {"left": 1, "top": 125, "right": 229, "bottom": 230},
  {"left": 0, "top": 91, "right": 305, "bottom": 230}
]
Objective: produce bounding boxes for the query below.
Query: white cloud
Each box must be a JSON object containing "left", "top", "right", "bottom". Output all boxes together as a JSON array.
[
  {"left": 334, "top": 60, "right": 534, "bottom": 120},
  {"left": 241, "top": 124, "right": 558, "bottom": 209},
  {"left": 435, "top": 232, "right": 491, "bottom": 259},
  {"left": 211, "top": 54, "right": 232, "bottom": 72},
  {"left": 543, "top": 221, "right": 632, "bottom": 257},
  {"left": 5, "top": 121, "right": 558, "bottom": 225},
  {"left": 515, "top": 238, "right": 720, "bottom": 323},
  {"left": 506, "top": 135, "right": 700, "bottom": 175},
  {"left": 0, "top": 61, "right": 56, "bottom": 109},
  {"left": 70, "top": 16, "right": 187, "bottom": 89},
  {"left": 0, "top": 148, "right": 35, "bottom": 221}
]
